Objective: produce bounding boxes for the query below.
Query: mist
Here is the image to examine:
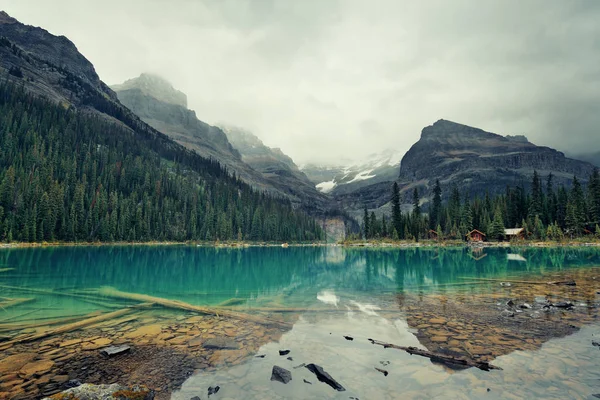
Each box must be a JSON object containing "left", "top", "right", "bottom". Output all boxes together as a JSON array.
[{"left": 4, "top": 0, "right": 600, "bottom": 165}]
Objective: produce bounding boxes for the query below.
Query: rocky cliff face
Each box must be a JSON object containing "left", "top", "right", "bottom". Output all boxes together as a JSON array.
[
  {"left": 112, "top": 76, "right": 242, "bottom": 168},
  {"left": 112, "top": 76, "right": 333, "bottom": 213},
  {"left": 0, "top": 11, "right": 116, "bottom": 106},
  {"left": 331, "top": 119, "right": 597, "bottom": 219},
  {"left": 399, "top": 119, "right": 596, "bottom": 197},
  {"left": 222, "top": 126, "right": 331, "bottom": 212}
]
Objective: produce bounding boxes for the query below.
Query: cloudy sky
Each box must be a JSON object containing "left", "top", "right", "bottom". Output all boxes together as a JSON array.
[{"left": 4, "top": 1, "right": 600, "bottom": 165}]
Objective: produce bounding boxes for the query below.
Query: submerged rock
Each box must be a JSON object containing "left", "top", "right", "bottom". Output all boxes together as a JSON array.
[
  {"left": 552, "top": 301, "right": 574, "bottom": 309},
  {"left": 305, "top": 363, "right": 345, "bottom": 391},
  {"left": 42, "top": 383, "right": 154, "bottom": 400},
  {"left": 207, "top": 385, "right": 220, "bottom": 396},
  {"left": 100, "top": 345, "right": 131, "bottom": 357},
  {"left": 202, "top": 337, "right": 239, "bottom": 350},
  {"left": 270, "top": 365, "right": 292, "bottom": 384}
]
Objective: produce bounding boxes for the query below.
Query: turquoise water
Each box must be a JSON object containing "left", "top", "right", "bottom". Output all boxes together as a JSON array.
[
  {"left": 1, "top": 246, "right": 598, "bottom": 306},
  {"left": 2, "top": 245, "right": 600, "bottom": 399}
]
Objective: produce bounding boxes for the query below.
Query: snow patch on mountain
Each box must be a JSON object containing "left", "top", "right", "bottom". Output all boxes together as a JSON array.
[
  {"left": 347, "top": 169, "right": 376, "bottom": 184},
  {"left": 316, "top": 180, "right": 337, "bottom": 193}
]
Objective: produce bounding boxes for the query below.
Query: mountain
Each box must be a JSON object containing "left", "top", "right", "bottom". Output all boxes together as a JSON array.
[
  {"left": 112, "top": 75, "right": 332, "bottom": 215},
  {"left": 221, "top": 126, "right": 329, "bottom": 211},
  {"left": 0, "top": 11, "right": 323, "bottom": 242},
  {"left": 569, "top": 151, "right": 600, "bottom": 168},
  {"left": 400, "top": 119, "right": 595, "bottom": 196},
  {"left": 330, "top": 119, "right": 598, "bottom": 218},
  {"left": 111, "top": 74, "right": 278, "bottom": 194},
  {"left": 302, "top": 149, "right": 403, "bottom": 195}
]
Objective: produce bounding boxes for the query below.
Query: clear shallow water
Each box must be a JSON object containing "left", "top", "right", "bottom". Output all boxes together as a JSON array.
[{"left": 1, "top": 245, "right": 600, "bottom": 399}]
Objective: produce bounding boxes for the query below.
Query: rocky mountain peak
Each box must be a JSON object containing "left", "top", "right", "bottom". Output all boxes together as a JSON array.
[
  {"left": 0, "top": 11, "right": 17, "bottom": 24},
  {"left": 111, "top": 73, "right": 187, "bottom": 108}
]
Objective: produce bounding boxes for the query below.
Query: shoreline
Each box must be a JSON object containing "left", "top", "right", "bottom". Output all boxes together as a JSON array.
[{"left": 1, "top": 239, "right": 600, "bottom": 249}]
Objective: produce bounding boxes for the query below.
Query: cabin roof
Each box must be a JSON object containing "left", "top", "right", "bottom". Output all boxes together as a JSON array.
[
  {"left": 466, "top": 229, "right": 486, "bottom": 237},
  {"left": 504, "top": 228, "right": 525, "bottom": 236}
]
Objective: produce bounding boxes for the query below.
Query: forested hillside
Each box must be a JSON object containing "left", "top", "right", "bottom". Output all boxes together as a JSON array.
[
  {"left": 362, "top": 170, "right": 600, "bottom": 241},
  {"left": 0, "top": 81, "right": 324, "bottom": 242}
]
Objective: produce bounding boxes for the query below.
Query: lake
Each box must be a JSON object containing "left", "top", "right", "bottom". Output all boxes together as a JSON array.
[{"left": 1, "top": 245, "right": 600, "bottom": 399}]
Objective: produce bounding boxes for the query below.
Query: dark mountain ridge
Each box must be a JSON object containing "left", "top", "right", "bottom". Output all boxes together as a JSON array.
[
  {"left": 333, "top": 119, "right": 597, "bottom": 218},
  {"left": 0, "top": 11, "right": 324, "bottom": 242}
]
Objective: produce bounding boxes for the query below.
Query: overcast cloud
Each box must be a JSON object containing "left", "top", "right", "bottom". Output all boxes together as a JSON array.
[{"left": 4, "top": 0, "right": 600, "bottom": 165}]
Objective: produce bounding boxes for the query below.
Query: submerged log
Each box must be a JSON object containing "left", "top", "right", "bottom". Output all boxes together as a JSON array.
[
  {"left": 1, "top": 303, "right": 152, "bottom": 346},
  {"left": 97, "top": 287, "right": 291, "bottom": 328},
  {"left": 0, "top": 311, "right": 103, "bottom": 332},
  {"left": 0, "top": 297, "right": 35, "bottom": 311},
  {"left": 460, "top": 277, "right": 553, "bottom": 285},
  {"left": 368, "top": 338, "right": 502, "bottom": 372}
]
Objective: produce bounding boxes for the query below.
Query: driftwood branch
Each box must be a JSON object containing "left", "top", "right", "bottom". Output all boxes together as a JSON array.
[
  {"left": 368, "top": 338, "right": 502, "bottom": 372},
  {"left": 1, "top": 303, "right": 152, "bottom": 346},
  {"left": 98, "top": 287, "right": 291, "bottom": 328},
  {"left": 460, "top": 277, "right": 576, "bottom": 286}
]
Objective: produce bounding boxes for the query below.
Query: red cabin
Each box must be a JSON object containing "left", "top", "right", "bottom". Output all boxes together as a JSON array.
[{"left": 466, "top": 229, "right": 486, "bottom": 242}]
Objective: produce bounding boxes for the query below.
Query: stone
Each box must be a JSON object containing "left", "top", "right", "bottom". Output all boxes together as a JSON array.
[
  {"left": 343, "top": 336, "right": 354, "bottom": 341},
  {"left": 552, "top": 301, "right": 574, "bottom": 308},
  {"left": 50, "top": 375, "right": 69, "bottom": 384},
  {"left": 18, "top": 360, "right": 54, "bottom": 378},
  {"left": 270, "top": 365, "right": 292, "bottom": 384},
  {"left": 592, "top": 341, "right": 600, "bottom": 347},
  {"left": 303, "top": 379, "right": 312, "bottom": 384},
  {"left": 430, "top": 336, "right": 448, "bottom": 342},
  {"left": 305, "top": 363, "right": 345, "bottom": 391},
  {"left": 429, "top": 318, "right": 446, "bottom": 324},
  {"left": 81, "top": 338, "right": 112, "bottom": 350},
  {"left": 124, "top": 324, "right": 162, "bottom": 338},
  {"left": 0, "top": 353, "right": 37, "bottom": 374},
  {"left": 279, "top": 349, "right": 290, "bottom": 356},
  {"left": 100, "top": 345, "right": 131, "bottom": 357},
  {"left": 59, "top": 338, "right": 83, "bottom": 347},
  {"left": 207, "top": 385, "right": 220, "bottom": 396},
  {"left": 202, "top": 337, "right": 239, "bottom": 350},
  {"left": 190, "top": 397, "right": 201, "bottom": 400},
  {"left": 65, "top": 379, "right": 82, "bottom": 389},
  {"left": 519, "top": 303, "right": 532, "bottom": 309},
  {"left": 42, "top": 383, "right": 154, "bottom": 400}
]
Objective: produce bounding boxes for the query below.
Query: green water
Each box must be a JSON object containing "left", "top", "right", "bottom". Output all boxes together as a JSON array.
[
  {"left": 1, "top": 246, "right": 598, "bottom": 305},
  {"left": 2, "top": 245, "right": 600, "bottom": 399}
]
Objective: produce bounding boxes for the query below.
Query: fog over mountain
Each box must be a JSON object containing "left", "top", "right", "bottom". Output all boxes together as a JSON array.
[{"left": 3, "top": 1, "right": 600, "bottom": 165}]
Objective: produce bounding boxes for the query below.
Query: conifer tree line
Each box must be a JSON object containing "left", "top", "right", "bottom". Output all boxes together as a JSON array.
[
  {"left": 363, "top": 170, "right": 600, "bottom": 241},
  {"left": 0, "top": 81, "right": 324, "bottom": 243}
]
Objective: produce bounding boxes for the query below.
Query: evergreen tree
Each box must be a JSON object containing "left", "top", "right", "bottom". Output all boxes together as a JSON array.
[
  {"left": 363, "top": 207, "right": 370, "bottom": 239},
  {"left": 0, "top": 80, "right": 323, "bottom": 243},
  {"left": 412, "top": 187, "right": 421, "bottom": 241},
  {"left": 488, "top": 206, "right": 506, "bottom": 241},
  {"left": 430, "top": 179, "right": 442, "bottom": 230},
  {"left": 391, "top": 182, "right": 401, "bottom": 235},
  {"left": 529, "top": 170, "right": 542, "bottom": 219}
]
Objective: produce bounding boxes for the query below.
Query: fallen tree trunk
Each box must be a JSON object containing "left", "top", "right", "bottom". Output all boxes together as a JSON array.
[
  {"left": 98, "top": 287, "right": 291, "bottom": 328},
  {"left": 0, "top": 311, "right": 103, "bottom": 332},
  {"left": 1, "top": 303, "right": 152, "bottom": 346},
  {"left": 0, "top": 297, "right": 35, "bottom": 310},
  {"left": 460, "top": 277, "right": 548, "bottom": 285},
  {"left": 368, "top": 338, "right": 502, "bottom": 372}
]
